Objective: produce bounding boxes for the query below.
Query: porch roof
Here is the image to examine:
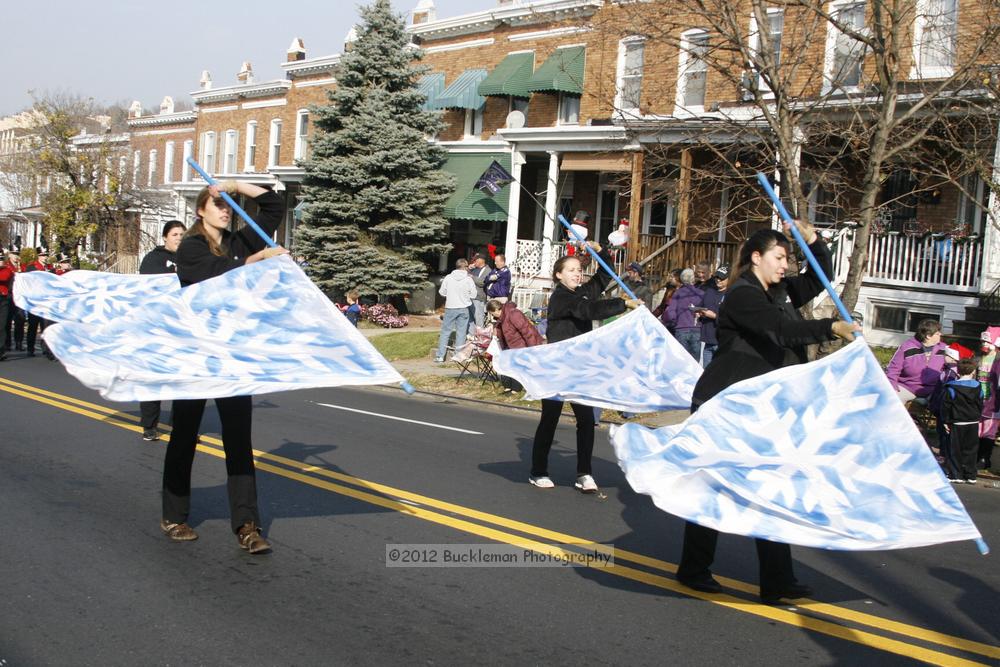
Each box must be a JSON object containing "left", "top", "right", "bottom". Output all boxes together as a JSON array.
[
  {"left": 478, "top": 52, "right": 534, "bottom": 98},
  {"left": 427, "top": 69, "right": 488, "bottom": 111},
  {"left": 441, "top": 152, "right": 511, "bottom": 222},
  {"left": 527, "top": 46, "right": 585, "bottom": 95}
]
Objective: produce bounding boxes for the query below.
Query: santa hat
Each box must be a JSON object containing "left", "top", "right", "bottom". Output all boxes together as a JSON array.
[
  {"left": 949, "top": 342, "right": 975, "bottom": 359},
  {"left": 945, "top": 347, "right": 960, "bottom": 361}
]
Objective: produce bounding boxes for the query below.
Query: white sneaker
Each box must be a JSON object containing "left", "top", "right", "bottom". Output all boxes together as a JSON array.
[
  {"left": 529, "top": 476, "right": 554, "bottom": 489},
  {"left": 575, "top": 474, "right": 598, "bottom": 494}
]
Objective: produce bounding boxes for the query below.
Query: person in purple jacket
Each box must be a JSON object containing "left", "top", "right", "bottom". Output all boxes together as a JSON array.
[
  {"left": 485, "top": 253, "right": 511, "bottom": 303},
  {"left": 664, "top": 268, "right": 705, "bottom": 361},
  {"left": 885, "top": 318, "right": 950, "bottom": 405}
]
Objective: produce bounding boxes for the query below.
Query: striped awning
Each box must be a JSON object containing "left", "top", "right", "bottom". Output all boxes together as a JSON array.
[
  {"left": 417, "top": 73, "right": 445, "bottom": 110},
  {"left": 478, "top": 52, "right": 535, "bottom": 98},
  {"left": 527, "top": 46, "right": 586, "bottom": 95},
  {"left": 427, "top": 69, "right": 488, "bottom": 110},
  {"left": 441, "top": 153, "right": 511, "bottom": 222}
]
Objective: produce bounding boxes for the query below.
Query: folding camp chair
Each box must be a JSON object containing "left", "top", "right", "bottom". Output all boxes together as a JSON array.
[{"left": 453, "top": 326, "right": 500, "bottom": 387}]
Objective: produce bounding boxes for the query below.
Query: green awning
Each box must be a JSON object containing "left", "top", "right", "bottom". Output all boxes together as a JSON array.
[
  {"left": 441, "top": 153, "right": 511, "bottom": 222},
  {"left": 417, "top": 73, "right": 445, "bottom": 110},
  {"left": 478, "top": 52, "right": 535, "bottom": 98},
  {"left": 527, "top": 46, "right": 585, "bottom": 94},
  {"left": 427, "top": 69, "right": 488, "bottom": 110}
]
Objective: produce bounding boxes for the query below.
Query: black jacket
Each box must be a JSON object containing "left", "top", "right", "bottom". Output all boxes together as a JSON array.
[
  {"left": 139, "top": 246, "right": 178, "bottom": 275},
  {"left": 176, "top": 190, "right": 284, "bottom": 286},
  {"left": 940, "top": 379, "right": 983, "bottom": 424},
  {"left": 692, "top": 239, "right": 836, "bottom": 408},
  {"left": 545, "top": 249, "right": 626, "bottom": 344}
]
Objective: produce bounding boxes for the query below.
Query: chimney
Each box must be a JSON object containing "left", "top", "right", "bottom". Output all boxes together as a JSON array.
[
  {"left": 128, "top": 100, "right": 142, "bottom": 119},
  {"left": 237, "top": 61, "right": 255, "bottom": 84},
  {"left": 344, "top": 26, "right": 359, "bottom": 51},
  {"left": 159, "top": 96, "right": 175, "bottom": 115},
  {"left": 287, "top": 37, "right": 306, "bottom": 63},
  {"left": 199, "top": 70, "right": 213, "bottom": 90},
  {"left": 412, "top": 0, "right": 436, "bottom": 24}
]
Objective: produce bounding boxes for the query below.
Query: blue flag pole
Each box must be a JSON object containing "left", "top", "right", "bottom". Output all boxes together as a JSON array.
[
  {"left": 555, "top": 214, "right": 639, "bottom": 302},
  {"left": 186, "top": 157, "right": 278, "bottom": 249},
  {"left": 757, "top": 172, "right": 988, "bottom": 556},
  {"left": 186, "top": 157, "right": 416, "bottom": 395}
]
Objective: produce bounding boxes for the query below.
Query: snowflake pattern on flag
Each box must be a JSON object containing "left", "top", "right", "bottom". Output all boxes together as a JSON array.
[
  {"left": 492, "top": 308, "right": 703, "bottom": 413},
  {"left": 610, "top": 339, "right": 983, "bottom": 550},
  {"left": 14, "top": 269, "right": 181, "bottom": 325},
  {"left": 40, "top": 256, "right": 404, "bottom": 402}
]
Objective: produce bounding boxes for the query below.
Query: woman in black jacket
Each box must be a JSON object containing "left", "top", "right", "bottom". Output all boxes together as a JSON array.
[
  {"left": 137, "top": 220, "right": 185, "bottom": 442},
  {"left": 676, "top": 222, "right": 857, "bottom": 603},
  {"left": 160, "top": 180, "right": 286, "bottom": 553},
  {"left": 529, "top": 243, "right": 639, "bottom": 493}
]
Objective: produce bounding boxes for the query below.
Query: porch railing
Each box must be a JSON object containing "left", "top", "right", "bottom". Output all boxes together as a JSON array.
[
  {"left": 635, "top": 234, "right": 739, "bottom": 285},
  {"left": 511, "top": 240, "right": 627, "bottom": 289}
]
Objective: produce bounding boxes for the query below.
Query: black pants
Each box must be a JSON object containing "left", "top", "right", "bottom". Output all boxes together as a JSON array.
[
  {"left": 0, "top": 295, "right": 8, "bottom": 352},
  {"left": 140, "top": 400, "right": 161, "bottom": 430},
  {"left": 162, "top": 396, "right": 260, "bottom": 534},
  {"left": 531, "top": 399, "right": 594, "bottom": 477},
  {"left": 978, "top": 437, "right": 994, "bottom": 468},
  {"left": 7, "top": 306, "right": 24, "bottom": 348},
  {"left": 26, "top": 314, "right": 47, "bottom": 353},
  {"left": 951, "top": 423, "right": 979, "bottom": 481},
  {"left": 677, "top": 521, "right": 797, "bottom": 594}
]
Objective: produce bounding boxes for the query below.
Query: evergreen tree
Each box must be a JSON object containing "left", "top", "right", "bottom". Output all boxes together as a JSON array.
[{"left": 295, "top": 0, "right": 454, "bottom": 297}]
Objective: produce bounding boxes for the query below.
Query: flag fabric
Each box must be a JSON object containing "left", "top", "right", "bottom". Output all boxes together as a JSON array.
[
  {"left": 474, "top": 160, "right": 515, "bottom": 196},
  {"left": 491, "top": 308, "right": 703, "bottom": 413},
  {"left": 14, "top": 269, "right": 181, "bottom": 325},
  {"left": 610, "top": 339, "right": 983, "bottom": 551},
  {"left": 38, "top": 256, "right": 404, "bottom": 402}
]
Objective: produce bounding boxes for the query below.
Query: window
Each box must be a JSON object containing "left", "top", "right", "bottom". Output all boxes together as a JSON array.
[
  {"left": 958, "top": 172, "right": 989, "bottom": 234},
  {"left": 872, "top": 303, "right": 940, "bottom": 333},
  {"left": 827, "top": 1, "right": 866, "bottom": 89},
  {"left": 182, "top": 140, "right": 193, "bottom": 181},
  {"left": 118, "top": 156, "right": 127, "bottom": 192},
  {"left": 643, "top": 187, "right": 678, "bottom": 237},
  {"left": 616, "top": 37, "right": 646, "bottom": 112},
  {"left": 557, "top": 94, "right": 580, "bottom": 125},
  {"left": 200, "top": 131, "right": 217, "bottom": 173},
  {"left": 914, "top": 0, "right": 958, "bottom": 77},
  {"left": 294, "top": 110, "right": 309, "bottom": 160},
  {"left": 223, "top": 129, "right": 238, "bottom": 173},
  {"left": 677, "top": 30, "right": 709, "bottom": 110},
  {"left": 164, "top": 141, "right": 175, "bottom": 184},
  {"left": 747, "top": 10, "right": 784, "bottom": 98},
  {"left": 509, "top": 97, "right": 529, "bottom": 116},
  {"left": 244, "top": 121, "right": 257, "bottom": 171},
  {"left": 268, "top": 119, "right": 282, "bottom": 167},
  {"left": 463, "top": 107, "right": 484, "bottom": 138},
  {"left": 132, "top": 150, "right": 141, "bottom": 185},
  {"left": 148, "top": 149, "right": 157, "bottom": 186}
]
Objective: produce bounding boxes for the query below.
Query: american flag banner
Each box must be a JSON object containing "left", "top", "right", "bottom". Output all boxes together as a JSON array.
[
  {"left": 36, "top": 256, "right": 404, "bottom": 402},
  {"left": 491, "top": 308, "right": 703, "bottom": 413},
  {"left": 610, "top": 339, "right": 984, "bottom": 551}
]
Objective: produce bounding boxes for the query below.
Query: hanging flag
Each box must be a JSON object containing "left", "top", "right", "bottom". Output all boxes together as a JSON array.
[
  {"left": 474, "top": 160, "right": 515, "bottom": 196},
  {"left": 610, "top": 339, "right": 984, "bottom": 551},
  {"left": 14, "top": 269, "right": 181, "bottom": 325},
  {"left": 40, "top": 256, "right": 405, "bottom": 402},
  {"left": 492, "top": 308, "right": 703, "bottom": 413}
]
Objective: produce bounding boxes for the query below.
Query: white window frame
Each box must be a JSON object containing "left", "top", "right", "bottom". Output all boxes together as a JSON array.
[
  {"left": 147, "top": 149, "right": 157, "bottom": 187},
  {"left": 244, "top": 121, "right": 257, "bottom": 172},
  {"left": 163, "top": 141, "right": 175, "bottom": 184},
  {"left": 675, "top": 29, "right": 710, "bottom": 114},
  {"left": 223, "top": 129, "right": 238, "bottom": 173},
  {"left": 182, "top": 140, "right": 193, "bottom": 181},
  {"left": 118, "top": 156, "right": 127, "bottom": 192},
  {"left": 823, "top": 0, "right": 867, "bottom": 92},
  {"left": 747, "top": 8, "right": 784, "bottom": 98},
  {"left": 294, "top": 110, "right": 309, "bottom": 160},
  {"left": 958, "top": 172, "right": 988, "bottom": 234},
  {"left": 615, "top": 36, "right": 646, "bottom": 115},
  {"left": 557, "top": 94, "right": 581, "bottom": 125},
  {"left": 132, "top": 150, "right": 141, "bottom": 186},
  {"left": 200, "top": 131, "right": 217, "bottom": 174},
  {"left": 268, "top": 119, "right": 282, "bottom": 167},
  {"left": 911, "top": 0, "right": 958, "bottom": 79},
  {"left": 642, "top": 184, "right": 678, "bottom": 237},
  {"left": 463, "top": 107, "right": 484, "bottom": 138}
]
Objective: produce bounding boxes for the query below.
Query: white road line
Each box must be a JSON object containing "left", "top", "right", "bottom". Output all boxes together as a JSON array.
[{"left": 314, "top": 402, "right": 485, "bottom": 435}]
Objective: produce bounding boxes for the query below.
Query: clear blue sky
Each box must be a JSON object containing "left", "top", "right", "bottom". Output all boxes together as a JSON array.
[{"left": 0, "top": 0, "right": 497, "bottom": 116}]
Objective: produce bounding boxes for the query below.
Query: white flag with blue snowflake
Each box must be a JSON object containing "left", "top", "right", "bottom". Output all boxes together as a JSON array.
[
  {"left": 14, "top": 269, "right": 181, "bottom": 325},
  {"left": 492, "top": 307, "right": 702, "bottom": 412},
  {"left": 610, "top": 339, "right": 983, "bottom": 550},
  {"left": 41, "top": 256, "right": 405, "bottom": 401}
]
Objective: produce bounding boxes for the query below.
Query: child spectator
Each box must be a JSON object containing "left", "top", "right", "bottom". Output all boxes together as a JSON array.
[
  {"left": 930, "top": 347, "right": 960, "bottom": 473},
  {"left": 941, "top": 357, "right": 984, "bottom": 484},
  {"left": 342, "top": 289, "right": 362, "bottom": 327}
]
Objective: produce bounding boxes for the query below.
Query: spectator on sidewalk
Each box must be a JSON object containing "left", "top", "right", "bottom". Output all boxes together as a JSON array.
[
  {"left": 436, "top": 258, "right": 477, "bottom": 363},
  {"left": 468, "top": 253, "right": 490, "bottom": 332},
  {"left": 664, "top": 268, "right": 705, "bottom": 361},
  {"left": 614, "top": 262, "right": 653, "bottom": 309},
  {"left": 885, "top": 318, "right": 949, "bottom": 404},
  {"left": 486, "top": 253, "right": 511, "bottom": 303},
  {"left": 976, "top": 329, "right": 1000, "bottom": 472},
  {"left": 652, "top": 268, "right": 682, "bottom": 321},
  {"left": 487, "top": 299, "right": 542, "bottom": 393},
  {"left": 941, "top": 357, "right": 984, "bottom": 484},
  {"left": 342, "top": 289, "right": 362, "bottom": 327},
  {"left": 698, "top": 264, "right": 730, "bottom": 368}
]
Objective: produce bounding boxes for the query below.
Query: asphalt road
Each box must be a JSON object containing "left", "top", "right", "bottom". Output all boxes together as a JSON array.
[{"left": 1, "top": 353, "right": 998, "bottom": 666}]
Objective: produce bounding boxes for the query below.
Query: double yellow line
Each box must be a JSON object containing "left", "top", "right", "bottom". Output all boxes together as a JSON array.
[{"left": 0, "top": 375, "right": 996, "bottom": 666}]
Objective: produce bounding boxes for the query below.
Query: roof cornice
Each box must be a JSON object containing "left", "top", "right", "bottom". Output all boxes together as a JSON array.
[
  {"left": 127, "top": 111, "right": 198, "bottom": 128},
  {"left": 190, "top": 80, "right": 292, "bottom": 104},
  {"left": 409, "top": 0, "right": 603, "bottom": 41},
  {"left": 281, "top": 54, "right": 342, "bottom": 77}
]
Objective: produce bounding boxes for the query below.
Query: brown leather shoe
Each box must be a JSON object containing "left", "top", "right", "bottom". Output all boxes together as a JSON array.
[
  {"left": 237, "top": 522, "right": 271, "bottom": 554},
  {"left": 160, "top": 519, "right": 198, "bottom": 542}
]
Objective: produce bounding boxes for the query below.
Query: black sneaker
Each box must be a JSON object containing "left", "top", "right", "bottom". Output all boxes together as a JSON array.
[
  {"left": 677, "top": 574, "right": 723, "bottom": 594},
  {"left": 760, "top": 582, "right": 813, "bottom": 605},
  {"left": 142, "top": 429, "right": 160, "bottom": 441}
]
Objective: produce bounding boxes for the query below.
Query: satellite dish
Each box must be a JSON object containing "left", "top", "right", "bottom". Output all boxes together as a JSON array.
[{"left": 505, "top": 110, "right": 526, "bottom": 129}]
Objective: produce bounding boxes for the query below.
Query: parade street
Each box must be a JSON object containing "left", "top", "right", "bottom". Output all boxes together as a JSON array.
[{"left": 1, "top": 357, "right": 998, "bottom": 666}]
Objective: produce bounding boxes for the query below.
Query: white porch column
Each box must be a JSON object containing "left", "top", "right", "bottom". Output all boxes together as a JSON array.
[
  {"left": 981, "top": 119, "right": 1000, "bottom": 292},
  {"left": 504, "top": 148, "right": 525, "bottom": 265},
  {"left": 541, "top": 150, "right": 560, "bottom": 273}
]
